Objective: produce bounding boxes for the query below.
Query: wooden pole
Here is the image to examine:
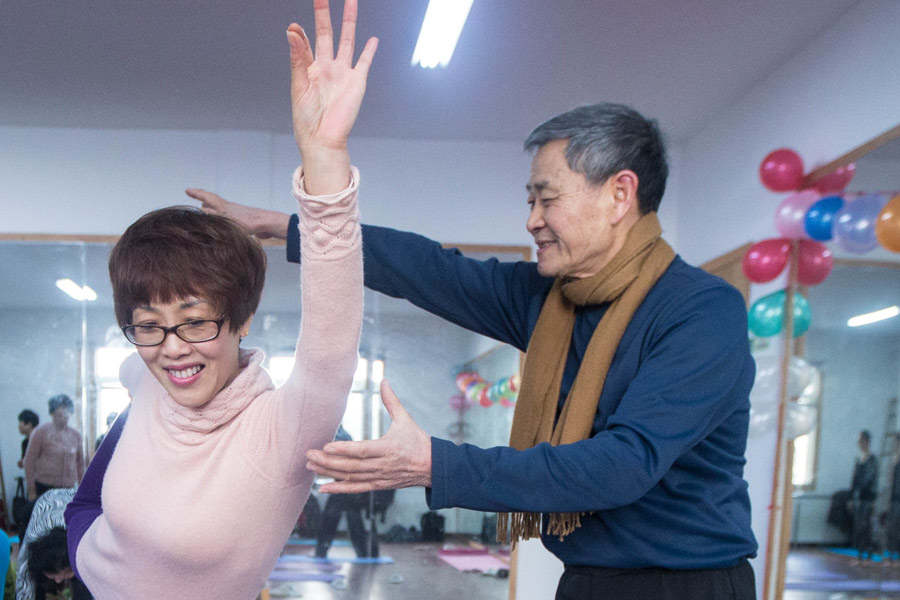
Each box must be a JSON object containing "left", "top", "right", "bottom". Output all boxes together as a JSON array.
[{"left": 763, "top": 239, "right": 799, "bottom": 600}]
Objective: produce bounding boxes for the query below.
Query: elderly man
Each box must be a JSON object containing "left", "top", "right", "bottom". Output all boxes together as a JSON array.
[{"left": 188, "top": 103, "right": 757, "bottom": 599}]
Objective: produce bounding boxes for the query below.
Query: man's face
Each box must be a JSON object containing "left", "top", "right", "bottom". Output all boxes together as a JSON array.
[
  {"left": 18, "top": 420, "right": 33, "bottom": 436},
  {"left": 526, "top": 140, "right": 622, "bottom": 279}
]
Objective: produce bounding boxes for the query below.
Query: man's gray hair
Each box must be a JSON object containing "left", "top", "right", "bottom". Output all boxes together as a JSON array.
[{"left": 524, "top": 103, "right": 668, "bottom": 214}]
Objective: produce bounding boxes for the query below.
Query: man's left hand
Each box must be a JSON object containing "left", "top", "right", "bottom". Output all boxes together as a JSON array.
[{"left": 306, "top": 380, "right": 432, "bottom": 493}]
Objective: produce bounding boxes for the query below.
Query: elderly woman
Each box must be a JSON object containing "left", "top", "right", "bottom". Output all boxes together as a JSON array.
[
  {"left": 23, "top": 395, "right": 84, "bottom": 502},
  {"left": 63, "top": 2, "right": 376, "bottom": 598}
]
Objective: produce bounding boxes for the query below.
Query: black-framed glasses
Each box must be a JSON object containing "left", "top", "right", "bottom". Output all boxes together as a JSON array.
[{"left": 121, "top": 318, "right": 226, "bottom": 347}]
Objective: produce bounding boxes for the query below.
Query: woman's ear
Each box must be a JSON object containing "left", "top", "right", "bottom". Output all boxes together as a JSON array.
[{"left": 240, "top": 314, "right": 255, "bottom": 338}]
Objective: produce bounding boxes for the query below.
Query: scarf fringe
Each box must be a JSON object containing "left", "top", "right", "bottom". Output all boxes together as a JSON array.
[{"left": 497, "top": 511, "right": 585, "bottom": 547}]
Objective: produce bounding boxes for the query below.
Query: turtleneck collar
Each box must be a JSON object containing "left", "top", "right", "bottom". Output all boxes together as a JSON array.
[{"left": 121, "top": 349, "right": 275, "bottom": 444}]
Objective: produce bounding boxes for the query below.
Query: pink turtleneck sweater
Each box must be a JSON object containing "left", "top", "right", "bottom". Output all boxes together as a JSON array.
[{"left": 67, "top": 167, "right": 362, "bottom": 600}]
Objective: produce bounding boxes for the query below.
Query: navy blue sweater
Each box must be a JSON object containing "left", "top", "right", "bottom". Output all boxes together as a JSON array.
[{"left": 289, "top": 222, "right": 757, "bottom": 569}]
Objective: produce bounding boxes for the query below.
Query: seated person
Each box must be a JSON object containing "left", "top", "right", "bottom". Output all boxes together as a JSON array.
[
  {"left": 26, "top": 527, "right": 92, "bottom": 600},
  {"left": 16, "top": 488, "right": 80, "bottom": 600}
]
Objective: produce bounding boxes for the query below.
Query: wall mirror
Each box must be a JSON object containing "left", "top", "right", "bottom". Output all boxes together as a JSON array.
[
  {"left": 0, "top": 236, "right": 527, "bottom": 599},
  {"left": 772, "top": 126, "right": 900, "bottom": 598}
]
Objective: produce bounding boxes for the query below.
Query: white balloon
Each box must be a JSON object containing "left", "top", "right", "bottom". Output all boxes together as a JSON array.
[
  {"left": 788, "top": 356, "right": 816, "bottom": 398},
  {"left": 786, "top": 401, "right": 818, "bottom": 439}
]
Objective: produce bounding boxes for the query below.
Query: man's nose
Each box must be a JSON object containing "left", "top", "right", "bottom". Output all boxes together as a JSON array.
[{"left": 526, "top": 205, "right": 544, "bottom": 234}]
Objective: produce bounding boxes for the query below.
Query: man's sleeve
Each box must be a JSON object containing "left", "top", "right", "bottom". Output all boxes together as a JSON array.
[
  {"left": 65, "top": 406, "right": 129, "bottom": 579},
  {"left": 428, "top": 284, "right": 754, "bottom": 513},
  {"left": 287, "top": 218, "right": 542, "bottom": 350}
]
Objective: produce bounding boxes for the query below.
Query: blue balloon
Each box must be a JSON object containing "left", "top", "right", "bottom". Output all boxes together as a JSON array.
[
  {"left": 804, "top": 195, "right": 844, "bottom": 241},
  {"left": 833, "top": 193, "right": 887, "bottom": 253}
]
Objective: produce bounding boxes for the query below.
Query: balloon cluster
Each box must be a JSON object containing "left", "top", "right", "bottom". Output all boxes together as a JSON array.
[
  {"left": 758, "top": 148, "right": 900, "bottom": 253},
  {"left": 749, "top": 354, "right": 821, "bottom": 440},
  {"left": 745, "top": 148, "right": 900, "bottom": 337},
  {"left": 453, "top": 371, "right": 520, "bottom": 409}
]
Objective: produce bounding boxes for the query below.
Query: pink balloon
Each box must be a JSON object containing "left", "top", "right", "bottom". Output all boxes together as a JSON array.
[
  {"left": 478, "top": 387, "right": 493, "bottom": 407},
  {"left": 812, "top": 163, "right": 855, "bottom": 195},
  {"left": 448, "top": 393, "right": 471, "bottom": 412},
  {"left": 760, "top": 148, "right": 805, "bottom": 192},
  {"left": 796, "top": 240, "right": 833, "bottom": 286},
  {"left": 775, "top": 190, "right": 820, "bottom": 238},
  {"left": 742, "top": 238, "right": 791, "bottom": 283}
]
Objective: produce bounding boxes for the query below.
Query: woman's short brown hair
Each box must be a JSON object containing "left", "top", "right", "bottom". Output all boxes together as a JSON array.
[{"left": 109, "top": 206, "right": 267, "bottom": 332}]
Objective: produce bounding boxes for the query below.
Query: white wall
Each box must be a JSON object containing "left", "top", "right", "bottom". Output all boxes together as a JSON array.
[{"left": 678, "top": 0, "right": 900, "bottom": 267}]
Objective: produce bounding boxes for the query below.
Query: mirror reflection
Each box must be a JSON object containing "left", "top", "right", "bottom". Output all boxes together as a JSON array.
[
  {"left": 0, "top": 240, "right": 525, "bottom": 599},
  {"left": 784, "top": 132, "right": 900, "bottom": 597}
]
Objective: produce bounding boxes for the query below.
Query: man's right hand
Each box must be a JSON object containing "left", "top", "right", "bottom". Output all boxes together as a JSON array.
[{"left": 185, "top": 189, "right": 291, "bottom": 241}]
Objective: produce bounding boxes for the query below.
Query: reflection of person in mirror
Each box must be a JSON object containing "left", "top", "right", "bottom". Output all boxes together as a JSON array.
[
  {"left": 314, "top": 426, "right": 383, "bottom": 559},
  {"left": 93, "top": 412, "right": 118, "bottom": 451},
  {"left": 17, "top": 409, "right": 40, "bottom": 469},
  {"left": 188, "top": 106, "right": 758, "bottom": 598},
  {"left": 885, "top": 438, "right": 900, "bottom": 561},
  {"left": 63, "top": 2, "right": 374, "bottom": 598},
  {"left": 850, "top": 429, "right": 878, "bottom": 561},
  {"left": 23, "top": 395, "right": 84, "bottom": 502}
]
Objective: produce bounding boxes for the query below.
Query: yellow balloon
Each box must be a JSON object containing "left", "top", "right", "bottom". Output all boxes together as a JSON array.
[{"left": 876, "top": 194, "right": 900, "bottom": 253}]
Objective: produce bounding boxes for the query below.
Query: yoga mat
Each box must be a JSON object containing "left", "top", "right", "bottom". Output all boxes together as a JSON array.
[
  {"left": 785, "top": 579, "right": 900, "bottom": 592},
  {"left": 825, "top": 547, "right": 890, "bottom": 562},
  {"left": 438, "top": 549, "right": 510, "bottom": 573},
  {"left": 268, "top": 571, "right": 344, "bottom": 582},
  {"left": 279, "top": 554, "right": 394, "bottom": 565},
  {"left": 285, "top": 538, "right": 351, "bottom": 546}
]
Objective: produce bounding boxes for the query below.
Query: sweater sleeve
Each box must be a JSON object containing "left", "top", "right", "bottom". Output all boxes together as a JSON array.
[
  {"left": 428, "top": 284, "right": 754, "bottom": 513},
  {"left": 273, "top": 167, "right": 364, "bottom": 482},
  {"left": 287, "top": 221, "right": 544, "bottom": 352},
  {"left": 65, "top": 407, "right": 129, "bottom": 580}
]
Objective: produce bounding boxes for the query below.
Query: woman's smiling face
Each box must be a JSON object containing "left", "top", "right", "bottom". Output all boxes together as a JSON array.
[{"left": 131, "top": 297, "right": 249, "bottom": 409}]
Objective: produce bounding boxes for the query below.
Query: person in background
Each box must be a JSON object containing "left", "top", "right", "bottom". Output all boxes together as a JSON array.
[
  {"left": 23, "top": 395, "right": 84, "bottom": 502},
  {"left": 315, "top": 426, "right": 379, "bottom": 559},
  {"left": 884, "top": 439, "right": 900, "bottom": 561},
  {"left": 26, "top": 527, "right": 92, "bottom": 600},
  {"left": 94, "top": 412, "right": 118, "bottom": 451},
  {"left": 189, "top": 101, "right": 758, "bottom": 600},
  {"left": 16, "top": 488, "right": 91, "bottom": 600},
  {"left": 850, "top": 429, "right": 878, "bottom": 562},
  {"left": 17, "top": 409, "right": 40, "bottom": 468}
]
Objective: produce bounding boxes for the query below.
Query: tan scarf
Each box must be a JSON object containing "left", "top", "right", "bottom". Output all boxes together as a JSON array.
[{"left": 498, "top": 212, "right": 675, "bottom": 546}]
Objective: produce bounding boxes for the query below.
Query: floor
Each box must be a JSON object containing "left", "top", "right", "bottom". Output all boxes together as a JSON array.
[
  {"left": 785, "top": 547, "right": 900, "bottom": 599},
  {"left": 264, "top": 535, "right": 511, "bottom": 600}
]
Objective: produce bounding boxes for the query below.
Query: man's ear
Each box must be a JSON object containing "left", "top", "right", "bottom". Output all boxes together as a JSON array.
[{"left": 608, "top": 170, "right": 640, "bottom": 225}]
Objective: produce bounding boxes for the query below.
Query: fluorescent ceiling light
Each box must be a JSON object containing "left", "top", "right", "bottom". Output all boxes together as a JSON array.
[
  {"left": 56, "top": 278, "right": 97, "bottom": 301},
  {"left": 847, "top": 305, "right": 900, "bottom": 327},
  {"left": 411, "top": 0, "right": 474, "bottom": 69}
]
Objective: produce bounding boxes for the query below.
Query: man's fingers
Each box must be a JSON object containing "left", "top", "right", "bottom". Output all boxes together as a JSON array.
[
  {"left": 184, "top": 188, "right": 221, "bottom": 204},
  {"left": 379, "top": 379, "right": 409, "bottom": 423},
  {"left": 319, "top": 480, "right": 378, "bottom": 494}
]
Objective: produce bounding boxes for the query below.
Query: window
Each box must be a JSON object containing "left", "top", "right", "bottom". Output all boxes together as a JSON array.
[
  {"left": 265, "top": 354, "right": 385, "bottom": 441},
  {"left": 94, "top": 347, "right": 136, "bottom": 439}
]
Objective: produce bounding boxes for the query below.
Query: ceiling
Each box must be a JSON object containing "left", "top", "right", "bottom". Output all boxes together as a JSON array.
[{"left": 0, "top": 0, "right": 864, "bottom": 143}]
